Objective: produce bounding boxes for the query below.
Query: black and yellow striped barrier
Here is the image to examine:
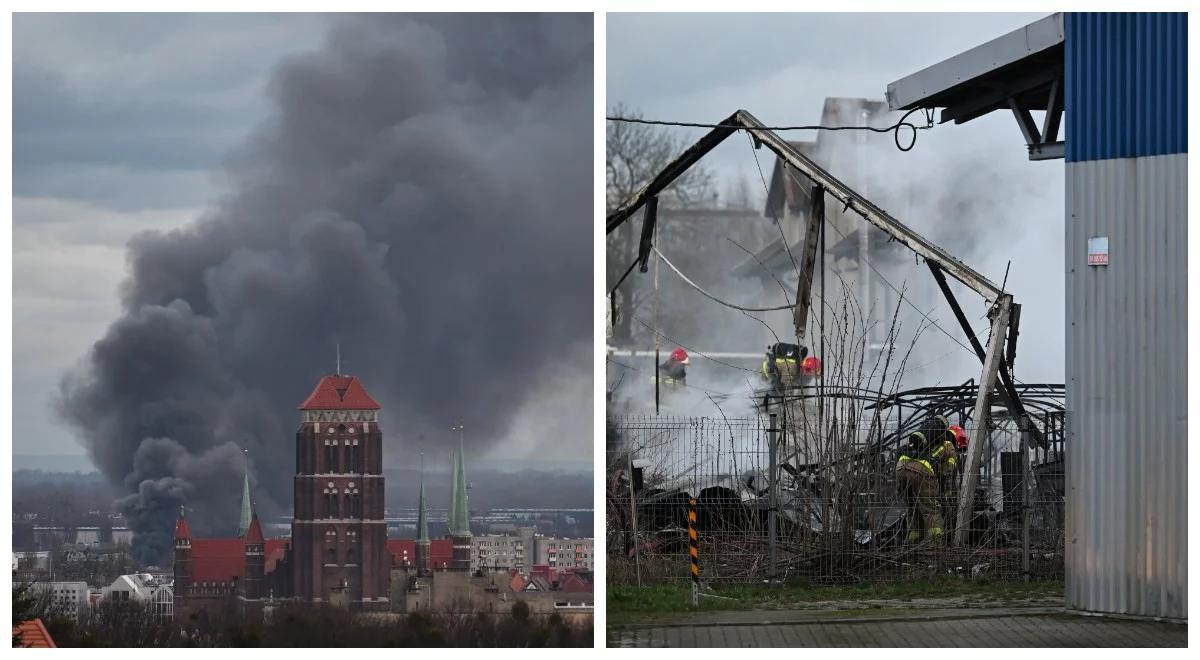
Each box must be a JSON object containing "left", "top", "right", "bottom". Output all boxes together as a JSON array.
[{"left": 688, "top": 497, "right": 699, "bottom": 607}]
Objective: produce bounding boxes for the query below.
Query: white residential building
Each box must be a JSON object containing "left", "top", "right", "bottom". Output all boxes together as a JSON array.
[
  {"left": 31, "top": 582, "right": 89, "bottom": 622},
  {"left": 102, "top": 573, "right": 174, "bottom": 621},
  {"left": 471, "top": 535, "right": 526, "bottom": 573},
  {"left": 534, "top": 537, "right": 593, "bottom": 572}
]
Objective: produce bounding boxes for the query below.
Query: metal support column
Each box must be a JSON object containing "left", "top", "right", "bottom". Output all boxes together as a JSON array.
[
  {"left": 1021, "top": 419, "right": 1032, "bottom": 582},
  {"left": 954, "top": 296, "right": 1012, "bottom": 546}
]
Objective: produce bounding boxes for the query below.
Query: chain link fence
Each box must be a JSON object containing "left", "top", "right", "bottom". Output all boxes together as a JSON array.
[{"left": 607, "top": 388, "right": 1066, "bottom": 587}]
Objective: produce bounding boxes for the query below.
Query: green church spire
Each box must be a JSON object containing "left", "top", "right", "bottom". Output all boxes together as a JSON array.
[
  {"left": 448, "top": 424, "right": 471, "bottom": 537},
  {"left": 416, "top": 454, "right": 429, "bottom": 543},
  {"left": 238, "top": 448, "right": 253, "bottom": 537}
]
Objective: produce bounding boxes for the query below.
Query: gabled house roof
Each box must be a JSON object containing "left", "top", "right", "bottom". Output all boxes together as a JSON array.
[
  {"left": 525, "top": 576, "right": 553, "bottom": 592},
  {"left": 558, "top": 572, "right": 593, "bottom": 593},
  {"left": 508, "top": 574, "right": 528, "bottom": 592},
  {"left": 13, "top": 619, "right": 55, "bottom": 648}
]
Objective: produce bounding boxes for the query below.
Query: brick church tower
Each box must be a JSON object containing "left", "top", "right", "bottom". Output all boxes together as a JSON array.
[
  {"left": 173, "top": 508, "right": 192, "bottom": 595},
  {"left": 292, "top": 372, "right": 390, "bottom": 610}
]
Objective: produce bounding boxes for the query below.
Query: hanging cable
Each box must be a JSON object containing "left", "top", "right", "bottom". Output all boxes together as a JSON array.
[
  {"left": 653, "top": 247, "right": 794, "bottom": 313},
  {"left": 608, "top": 107, "right": 936, "bottom": 152}
]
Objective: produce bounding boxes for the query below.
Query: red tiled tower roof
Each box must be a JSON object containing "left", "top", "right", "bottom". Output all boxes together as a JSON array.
[
  {"left": 297, "top": 375, "right": 381, "bottom": 411},
  {"left": 245, "top": 514, "right": 264, "bottom": 544},
  {"left": 174, "top": 513, "right": 191, "bottom": 539}
]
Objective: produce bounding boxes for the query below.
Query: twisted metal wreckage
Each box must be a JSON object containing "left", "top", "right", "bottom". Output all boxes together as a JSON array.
[{"left": 607, "top": 110, "right": 1066, "bottom": 581}]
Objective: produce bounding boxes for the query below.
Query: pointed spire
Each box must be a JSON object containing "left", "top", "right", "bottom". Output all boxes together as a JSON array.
[
  {"left": 449, "top": 425, "right": 471, "bottom": 537},
  {"left": 416, "top": 453, "right": 429, "bottom": 543},
  {"left": 448, "top": 445, "right": 459, "bottom": 533},
  {"left": 238, "top": 449, "right": 253, "bottom": 537},
  {"left": 175, "top": 505, "right": 191, "bottom": 540},
  {"left": 336, "top": 343, "right": 341, "bottom": 376},
  {"left": 245, "top": 511, "right": 264, "bottom": 545}
]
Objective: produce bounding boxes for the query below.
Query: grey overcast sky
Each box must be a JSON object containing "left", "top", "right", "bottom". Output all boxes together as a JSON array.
[
  {"left": 608, "top": 12, "right": 1049, "bottom": 184},
  {"left": 15, "top": 13, "right": 595, "bottom": 473},
  {"left": 14, "top": 14, "right": 329, "bottom": 459},
  {"left": 607, "top": 13, "right": 1066, "bottom": 387}
]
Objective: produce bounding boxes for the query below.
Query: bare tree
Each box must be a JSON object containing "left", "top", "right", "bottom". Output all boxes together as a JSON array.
[{"left": 606, "top": 104, "right": 716, "bottom": 345}]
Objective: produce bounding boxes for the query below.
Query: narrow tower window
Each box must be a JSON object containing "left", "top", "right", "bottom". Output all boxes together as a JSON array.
[
  {"left": 326, "top": 489, "right": 338, "bottom": 519},
  {"left": 324, "top": 440, "right": 336, "bottom": 474}
]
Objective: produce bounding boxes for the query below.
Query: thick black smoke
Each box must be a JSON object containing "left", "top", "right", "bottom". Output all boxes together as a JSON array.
[{"left": 57, "top": 14, "right": 593, "bottom": 565}]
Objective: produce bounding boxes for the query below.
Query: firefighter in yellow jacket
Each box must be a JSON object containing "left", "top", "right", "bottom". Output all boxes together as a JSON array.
[{"left": 896, "top": 418, "right": 959, "bottom": 543}]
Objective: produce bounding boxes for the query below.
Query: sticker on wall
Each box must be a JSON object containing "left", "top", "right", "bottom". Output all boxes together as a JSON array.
[{"left": 1087, "top": 236, "right": 1109, "bottom": 266}]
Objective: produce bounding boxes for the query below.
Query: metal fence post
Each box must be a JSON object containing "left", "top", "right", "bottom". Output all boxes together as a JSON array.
[
  {"left": 768, "top": 413, "right": 778, "bottom": 587},
  {"left": 1021, "top": 419, "right": 1031, "bottom": 583},
  {"left": 688, "top": 497, "right": 699, "bottom": 607},
  {"left": 626, "top": 451, "right": 642, "bottom": 588}
]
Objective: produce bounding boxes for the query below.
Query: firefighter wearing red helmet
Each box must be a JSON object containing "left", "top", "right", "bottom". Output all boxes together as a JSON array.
[
  {"left": 948, "top": 424, "right": 968, "bottom": 450},
  {"left": 658, "top": 347, "right": 689, "bottom": 386}
]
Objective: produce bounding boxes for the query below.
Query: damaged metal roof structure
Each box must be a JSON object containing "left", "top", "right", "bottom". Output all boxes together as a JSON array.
[{"left": 607, "top": 108, "right": 1041, "bottom": 547}]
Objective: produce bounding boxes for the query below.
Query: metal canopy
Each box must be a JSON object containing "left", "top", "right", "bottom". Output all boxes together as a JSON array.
[{"left": 885, "top": 13, "right": 1065, "bottom": 160}]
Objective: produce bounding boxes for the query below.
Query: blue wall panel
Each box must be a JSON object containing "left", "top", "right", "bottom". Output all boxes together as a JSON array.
[{"left": 1066, "top": 12, "right": 1187, "bottom": 162}]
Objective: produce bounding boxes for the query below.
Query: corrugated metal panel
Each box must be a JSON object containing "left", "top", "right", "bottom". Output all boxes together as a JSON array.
[
  {"left": 1065, "top": 12, "right": 1187, "bottom": 162},
  {"left": 1064, "top": 154, "right": 1187, "bottom": 620}
]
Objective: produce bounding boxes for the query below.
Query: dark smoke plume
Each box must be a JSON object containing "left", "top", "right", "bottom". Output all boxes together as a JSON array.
[{"left": 57, "top": 14, "right": 593, "bottom": 564}]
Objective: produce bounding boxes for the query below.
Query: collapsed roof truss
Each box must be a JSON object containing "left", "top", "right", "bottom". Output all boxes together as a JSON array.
[{"left": 606, "top": 109, "right": 1039, "bottom": 545}]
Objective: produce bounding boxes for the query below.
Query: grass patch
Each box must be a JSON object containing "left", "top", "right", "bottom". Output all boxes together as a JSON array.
[{"left": 607, "top": 578, "right": 1063, "bottom": 625}]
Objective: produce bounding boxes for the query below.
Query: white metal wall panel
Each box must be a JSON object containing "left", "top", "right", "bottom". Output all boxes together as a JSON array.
[{"left": 1064, "top": 153, "right": 1187, "bottom": 619}]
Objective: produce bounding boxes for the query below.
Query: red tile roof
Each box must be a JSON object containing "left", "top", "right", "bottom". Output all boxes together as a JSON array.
[
  {"left": 175, "top": 515, "right": 191, "bottom": 539},
  {"left": 429, "top": 539, "right": 452, "bottom": 569},
  {"left": 559, "top": 572, "right": 593, "bottom": 593},
  {"left": 190, "top": 539, "right": 247, "bottom": 583},
  {"left": 387, "top": 539, "right": 415, "bottom": 567},
  {"left": 386, "top": 539, "right": 453, "bottom": 570},
  {"left": 13, "top": 619, "right": 56, "bottom": 648},
  {"left": 298, "top": 375, "right": 381, "bottom": 411},
  {"left": 508, "top": 574, "right": 527, "bottom": 592},
  {"left": 188, "top": 537, "right": 287, "bottom": 583}
]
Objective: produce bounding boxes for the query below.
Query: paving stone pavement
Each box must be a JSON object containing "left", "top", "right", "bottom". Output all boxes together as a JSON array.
[{"left": 608, "top": 609, "right": 1187, "bottom": 647}]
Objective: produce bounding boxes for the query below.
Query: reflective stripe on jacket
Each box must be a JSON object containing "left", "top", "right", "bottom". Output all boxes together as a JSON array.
[
  {"left": 897, "top": 455, "right": 935, "bottom": 475},
  {"left": 930, "top": 440, "right": 958, "bottom": 474}
]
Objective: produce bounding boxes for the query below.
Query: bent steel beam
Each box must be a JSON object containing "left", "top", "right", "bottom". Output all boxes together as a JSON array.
[
  {"left": 606, "top": 110, "right": 1004, "bottom": 303},
  {"left": 793, "top": 181, "right": 825, "bottom": 343},
  {"left": 733, "top": 110, "right": 1003, "bottom": 303},
  {"left": 929, "top": 263, "right": 1045, "bottom": 448},
  {"left": 954, "top": 296, "right": 1012, "bottom": 547}
]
